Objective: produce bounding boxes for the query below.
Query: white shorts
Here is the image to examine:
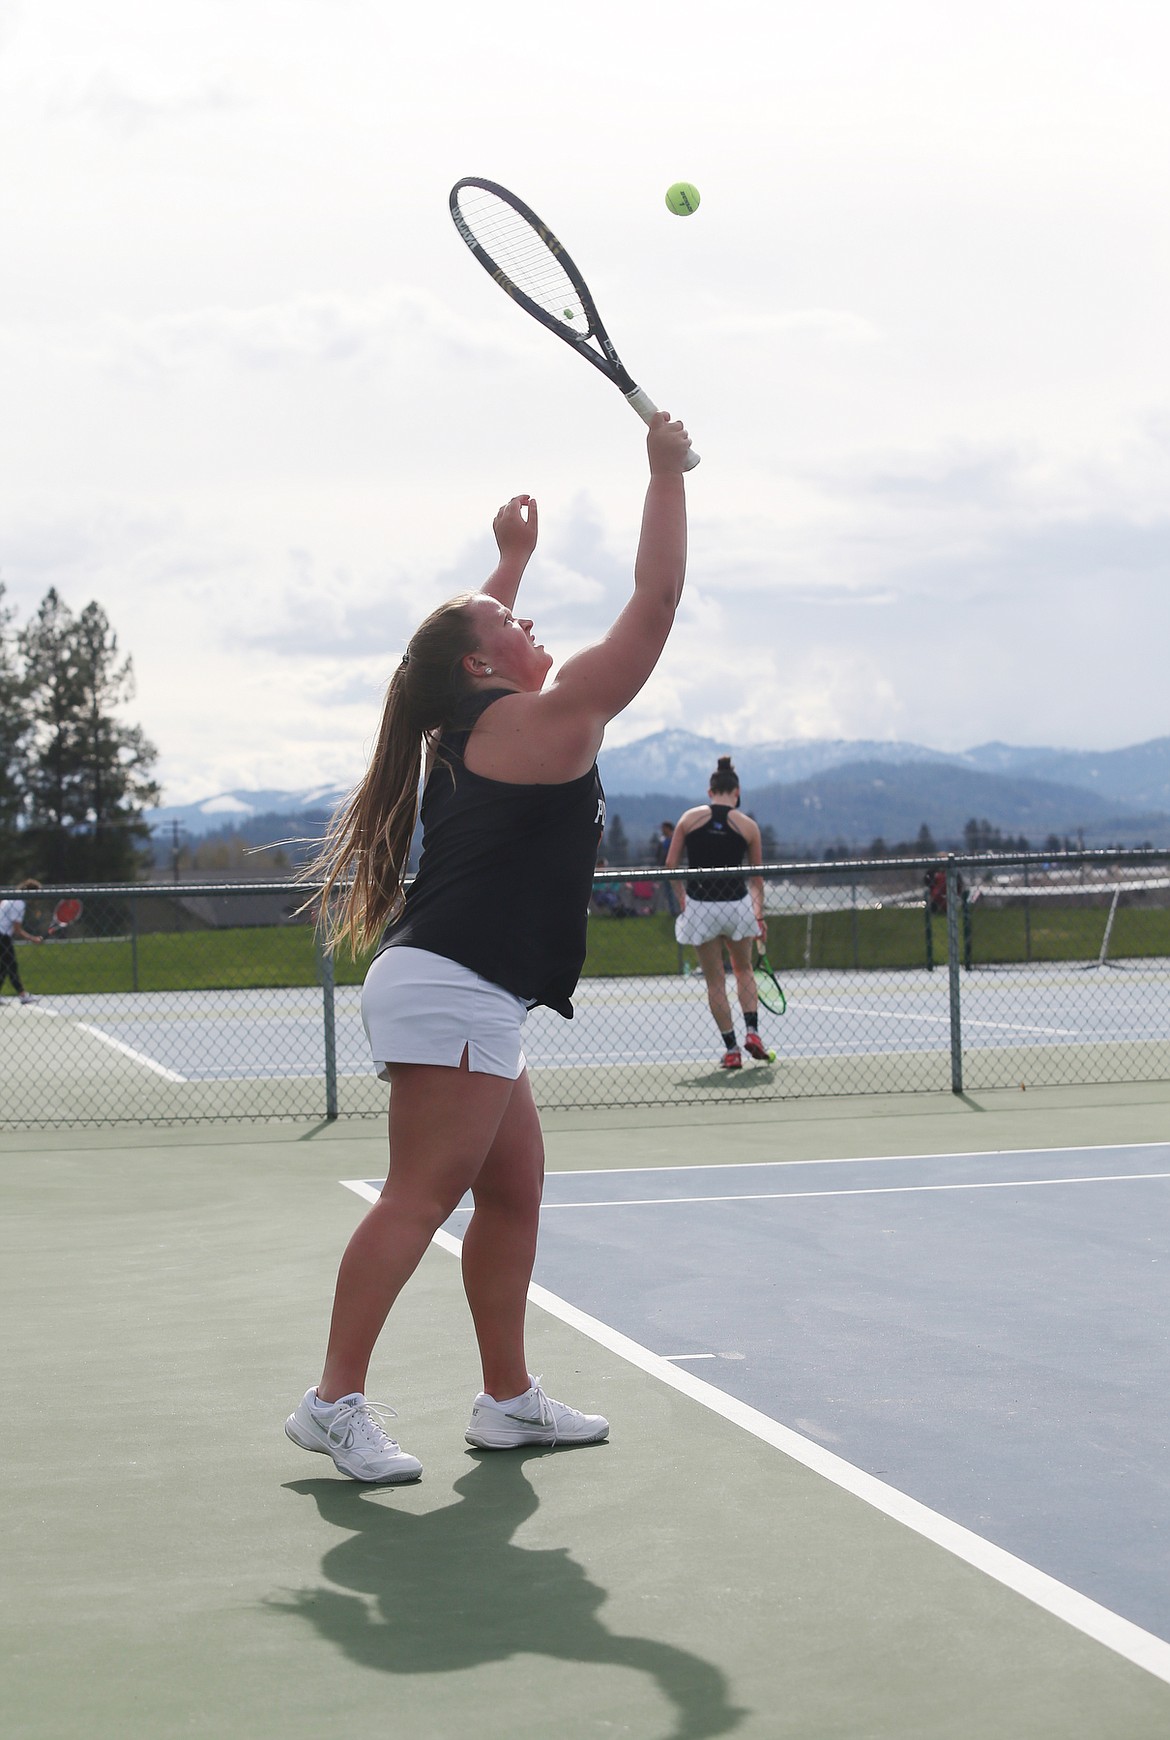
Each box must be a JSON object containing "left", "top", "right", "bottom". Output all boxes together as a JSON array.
[
  {"left": 675, "top": 893, "right": 759, "bottom": 948},
  {"left": 361, "top": 946, "right": 528, "bottom": 1081}
]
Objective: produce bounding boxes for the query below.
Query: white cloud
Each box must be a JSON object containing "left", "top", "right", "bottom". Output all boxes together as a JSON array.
[
  {"left": 92, "top": 287, "right": 531, "bottom": 378},
  {"left": 2, "top": 0, "right": 1170, "bottom": 802},
  {"left": 49, "top": 66, "right": 242, "bottom": 137},
  {"left": 689, "top": 303, "right": 882, "bottom": 347}
]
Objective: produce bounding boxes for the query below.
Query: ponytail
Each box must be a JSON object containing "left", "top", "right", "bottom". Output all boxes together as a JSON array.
[
  {"left": 709, "top": 755, "right": 739, "bottom": 797},
  {"left": 305, "top": 593, "right": 481, "bottom": 955}
]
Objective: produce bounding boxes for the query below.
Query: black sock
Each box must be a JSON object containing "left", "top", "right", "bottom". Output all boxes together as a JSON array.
[
  {"left": 745, "top": 1011, "right": 759, "bottom": 1032},
  {"left": 721, "top": 1028, "right": 737, "bottom": 1051}
]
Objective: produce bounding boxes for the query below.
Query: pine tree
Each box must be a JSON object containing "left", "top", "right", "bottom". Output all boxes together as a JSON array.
[
  {"left": 19, "top": 590, "right": 160, "bottom": 881},
  {"left": 604, "top": 813, "right": 630, "bottom": 864},
  {"left": 0, "top": 581, "right": 30, "bottom": 879},
  {"left": 72, "top": 602, "right": 160, "bottom": 878},
  {"left": 18, "top": 589, "right": 83, "bottom": 879}
]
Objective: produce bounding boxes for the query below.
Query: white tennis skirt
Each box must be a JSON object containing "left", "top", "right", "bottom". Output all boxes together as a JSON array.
[
  {"left": 675, "top": 893, "right": 759, "bottom": 948},
  {"left": 361, "top": 946, "right": 528, "bottom": 1081}
]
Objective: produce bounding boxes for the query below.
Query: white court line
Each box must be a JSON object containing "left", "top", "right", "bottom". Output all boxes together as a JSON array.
[
  {"left": 510, "top": 1170, "right": 1170, "bottom": 1212},
  {"left": 798, "top": 1002, "right": 1078, "bottom": 1035},
  {"left": 539, "top": 1141, "right": 1170, "bottom": 1179},
  {"left": 340, "top": 1176, "right": 1170, "bottom": 1686},
  {"left": 75, "top": 1024, "right": 187, "bottom": 1082}
]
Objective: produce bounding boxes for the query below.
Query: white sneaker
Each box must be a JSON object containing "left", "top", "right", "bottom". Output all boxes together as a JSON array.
[
  {"left": 465, "top": 1376, "right": 609, "bottom": 1450},
  {"left": 19, "top": 993, "right": 36, "bottom": 1005},
  {"left": 284, "top": 1390, "right": 422, "bottom": 1483}
]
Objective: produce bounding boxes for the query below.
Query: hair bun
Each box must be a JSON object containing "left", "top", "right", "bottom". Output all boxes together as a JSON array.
[{"left": 717, "top": 755, "right": 734, "bottom": 772}]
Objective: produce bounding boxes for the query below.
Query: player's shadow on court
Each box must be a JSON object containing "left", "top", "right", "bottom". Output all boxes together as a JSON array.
[
  {"left": 270, "top": 1452, "right": 746, "bottom": 1740},
  {"left": 686, "top": 1065, "right": 776, "bottom": 1090}
]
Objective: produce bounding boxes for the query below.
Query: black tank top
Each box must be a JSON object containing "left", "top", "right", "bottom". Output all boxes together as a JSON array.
[
  {"left": 378, "top": 690, "right": 605, "bottom": 1017},
  {"left": 683, "top": 803, "right": 749, "bottom": 901}
]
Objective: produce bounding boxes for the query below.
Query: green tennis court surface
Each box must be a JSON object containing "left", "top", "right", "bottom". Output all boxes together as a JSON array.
[{"left": 5, "top": 1083, "right": 1170, "bottom": 1738}]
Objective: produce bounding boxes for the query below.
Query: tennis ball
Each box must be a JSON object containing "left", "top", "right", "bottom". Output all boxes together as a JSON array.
[{"left": 665, "top": 181, "right": 700, "bottom": 216}]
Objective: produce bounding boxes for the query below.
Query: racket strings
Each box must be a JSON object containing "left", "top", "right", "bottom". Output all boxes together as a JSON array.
[{"left": 455, "top": 190, "right": 590, "bottom": 333}]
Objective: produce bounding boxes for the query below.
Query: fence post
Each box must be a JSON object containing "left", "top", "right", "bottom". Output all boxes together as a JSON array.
[
  {"left": 130, "top": 896, "right": 140, "bottom": 993},
  {"left": 945, "top": 857, "right": 963, "bottom": 1094},
  {"left": 317, "top": 935, "right": 339, "bottom": 1121},
  {"left": 962, "top": 888, "right": 972, "bottom": 970}
]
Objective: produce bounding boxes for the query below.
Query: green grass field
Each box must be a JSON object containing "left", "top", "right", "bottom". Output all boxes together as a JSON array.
[{"left": 14, "top": 903, "right": 1170, "bottom": 996}]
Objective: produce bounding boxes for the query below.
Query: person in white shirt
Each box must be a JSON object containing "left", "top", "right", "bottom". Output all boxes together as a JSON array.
[{"left": 0, "top": 877, "right": 43, "bottom": 1004}]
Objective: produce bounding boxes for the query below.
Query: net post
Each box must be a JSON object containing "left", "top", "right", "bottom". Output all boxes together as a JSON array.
[
  {"left": 316, "top": 932, "right": 339, "bottom": 1121},
  {"left": 130, "top": 895, "right": 140, "bottom": 993},
  {"left": 945, "top": 857, "right": 964, "bottom": 1094}
]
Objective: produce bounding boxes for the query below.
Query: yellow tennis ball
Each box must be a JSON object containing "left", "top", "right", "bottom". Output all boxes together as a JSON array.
[{"left": 665, "top": 181, "right": 700, "bottom": 216}]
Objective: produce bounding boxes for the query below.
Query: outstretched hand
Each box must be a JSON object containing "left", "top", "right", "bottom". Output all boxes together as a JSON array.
[
  {"left": 493, "top": 494, "right": 538, "bottom": 562},
  {"left": 646, "top": 412, "right": 692, "bottom": 476}
]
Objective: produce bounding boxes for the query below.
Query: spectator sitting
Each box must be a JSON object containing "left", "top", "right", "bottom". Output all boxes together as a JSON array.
[
  {"left": 625, "top": 878, "right": 656, "bottom": 916},
  {"left": 590, "top": 856, "right": 624, "bottom": 916}
]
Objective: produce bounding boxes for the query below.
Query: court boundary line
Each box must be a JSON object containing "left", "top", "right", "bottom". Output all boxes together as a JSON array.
[
  {"left": 75, "top": 1024, "right": 189, "bottom": 1082},
  {"left": 339, "top": 1175, "right": 1170, "bottom": 1686},
  {"left": 797, "top": 1002, "right": 1078, "bottom": 1035},
  {"left": 534, "top": 1140, "right": 1170, "bottom": 1180},
  {"left": 23, "top": 1004, "right": 190, "bottom": 1082},
  {"left": 489, "top": 1169, "right": 1170, "bottom": 1212}
]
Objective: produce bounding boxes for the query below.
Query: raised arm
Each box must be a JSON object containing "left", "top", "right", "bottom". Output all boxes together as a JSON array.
[
  {"left": 480, "top": 495, "right": 538, "bottom": 609},
  {"left": 545, "top": 413, "right": 690, "bottom": 732}
]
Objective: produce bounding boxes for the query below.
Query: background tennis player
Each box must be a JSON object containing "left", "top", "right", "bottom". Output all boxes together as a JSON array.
[
  {"left": 665, "top": 758, "right": 770, "bottom": 1070},
  {"left": 0, "top": 877, "right": 43, "bottom": 1005}
]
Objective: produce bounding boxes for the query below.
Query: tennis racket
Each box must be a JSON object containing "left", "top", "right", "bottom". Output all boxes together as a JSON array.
[
  {"left": 753, "top": 941, "right": 786, "bottom": 1015},
  {"left": 449, "top": 177, "right": 700, "bottom": 468},
  {"left": 46, "top": 897, "right": 82, "bottom": 936}
]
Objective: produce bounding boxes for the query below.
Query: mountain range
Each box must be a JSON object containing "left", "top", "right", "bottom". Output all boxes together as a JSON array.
[{"left": 144, "top": 732, "right": 1170, "bottom": 858}]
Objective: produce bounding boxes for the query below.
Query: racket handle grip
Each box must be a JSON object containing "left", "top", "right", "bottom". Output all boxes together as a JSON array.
[{"left": 625, "top": 387, "right": 701, "bottom": 470}]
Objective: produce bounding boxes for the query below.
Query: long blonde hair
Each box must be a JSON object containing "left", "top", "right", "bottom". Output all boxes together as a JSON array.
[{"left": 307, "top": 593, "right": 482, "bottom": 955}]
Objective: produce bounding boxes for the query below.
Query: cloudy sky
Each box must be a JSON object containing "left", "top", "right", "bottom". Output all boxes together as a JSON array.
[{"left": 2, "top": 0, "right": 1168, "bottom": 804}]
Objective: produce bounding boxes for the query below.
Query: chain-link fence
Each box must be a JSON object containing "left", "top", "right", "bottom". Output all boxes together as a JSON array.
[{"left": 3, "top": 850, "right": 1168, "bottom": 1128}]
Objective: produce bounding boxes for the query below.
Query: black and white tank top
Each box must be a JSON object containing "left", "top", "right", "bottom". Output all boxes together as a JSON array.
[
  {"left": 683, "top": 803, "right": 749, "bottom": 902},
  {"left": 378, "top": 690, "right": 605, "bottom": 1017}
]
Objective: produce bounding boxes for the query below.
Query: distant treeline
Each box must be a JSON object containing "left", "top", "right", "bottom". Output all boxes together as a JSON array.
[
  {"left": 147, "top": 810, "right": 330, "bottom": 879},
  {"left": 144, "top": 805, "right": 1154, "bottom": 887},
  {"left": 599, "top": 812, "right": 1137, "bottom": 867}
]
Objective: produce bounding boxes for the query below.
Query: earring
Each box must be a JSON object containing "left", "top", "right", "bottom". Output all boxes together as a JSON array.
[{"left": 483, "top": 665, "right": 493, "bottom": 674}]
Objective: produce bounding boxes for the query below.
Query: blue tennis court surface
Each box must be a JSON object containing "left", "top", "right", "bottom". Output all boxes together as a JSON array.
[{"left": 384, "top": 1143, "right": 1170, "bottom": 1650}]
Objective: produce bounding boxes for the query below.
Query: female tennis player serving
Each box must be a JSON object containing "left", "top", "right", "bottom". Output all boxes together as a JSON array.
[{"left": 286, "top": 412, "right": 692, "bottom": 1481}]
